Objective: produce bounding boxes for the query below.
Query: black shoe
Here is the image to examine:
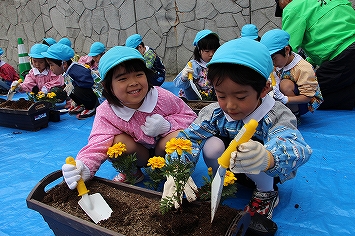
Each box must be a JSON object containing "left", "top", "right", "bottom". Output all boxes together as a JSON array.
[{"left": 246, "top": 212, "right": 278, "bottom": 236}]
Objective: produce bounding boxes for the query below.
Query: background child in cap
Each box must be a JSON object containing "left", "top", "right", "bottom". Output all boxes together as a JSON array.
[
  {"left": 42, "top": 43, "right": 98, "bottom": 119},
  {"left": 178, "top": 38, "right": 311, "bottom": 220},
  {"left": 0, "top": 48, "right": 20, "bottom": 94},
  {"left": 125, "top": 34, "right": 166, "bottom": 86},
  {"left": 10, "top": 44, "right": 65, "bottom": 102},
  {"left": 58, "top": 37, "right": 80, "bottom": 62},
  {"left": 174, "top": 29, "right": 220, "bottom": 100},
  {"left": 78, "top": 41, "right": 106, "bottom": 71},
  {"left": 61, "top": 46, "right": 197, "bottom": 187},
  {"left": 276, "top": 0, "right": 355, "bottom": 110},
  {"left": 240, "top": 24, "right": 261, "bottom": 41},
  {"left": 260, "top": 29, "right": 323, "bottom": 122},
  {"left": 42, "top": 37, "right": 56, "bottom": 46}
]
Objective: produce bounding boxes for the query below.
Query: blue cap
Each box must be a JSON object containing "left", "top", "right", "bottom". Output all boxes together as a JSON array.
[
  {"left": 58, "top": 37, "right": 72, "bottom": 47},
  {"left": 41, "top": 43, "right": 75, "bottom": 61},
  {"left": 207, "top": 38, "right": 273, "bottom": 80},
  {"left": 193, "top": 29, "right": 219, "bottom": 46},
  {"left": 240, "top": 24, "right": 259, "bottom": 39},
  {"left": 125, "top": 34, "right": 142, "bottom": 48},
  {"left": 88, "top": 42, "right": 106, "bottom": 56},
  {"left": 29, "top": 44, "right": 49, "bottom": 58},
  {"left": 192, "top": 30, "right": 219, "bottom": 46},
  {"left": 260, "top": 29, "right": 290, "bottom": 55},
  {"left": 43, "top": 37, "right": 57, "bottom": 46},
  {"left": 0, "top": 48, "right": 3, "bottom": 56},
  {"left": 98, "top": 46, "right": 145, "bottom": 81}
]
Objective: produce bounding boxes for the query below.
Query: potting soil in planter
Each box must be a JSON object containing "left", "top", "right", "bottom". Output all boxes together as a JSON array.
[{"left": 27, "top": 170, "right": 249, "bottom": 236}]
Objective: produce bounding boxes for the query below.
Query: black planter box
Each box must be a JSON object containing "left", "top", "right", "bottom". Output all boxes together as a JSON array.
[
  {"left": 26, "top": 170, "right": 162, "bottom": 236},
  {"left": 27, "top": 170, "right": 250, "bottom": 236},
  {"left": 0, "top": 100, "right": 50, "bottom": 131}
]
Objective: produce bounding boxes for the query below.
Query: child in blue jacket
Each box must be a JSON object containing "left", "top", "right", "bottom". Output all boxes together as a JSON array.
[{"left": 178, "top": 38, "right": 312, "bottom": 220}]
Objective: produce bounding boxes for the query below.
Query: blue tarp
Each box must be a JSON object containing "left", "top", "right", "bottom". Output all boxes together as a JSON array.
[{"left": 1, "top": 82, "right": 354, "bottom": 235}]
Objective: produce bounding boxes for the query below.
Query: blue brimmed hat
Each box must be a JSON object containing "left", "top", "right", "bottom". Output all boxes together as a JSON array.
[
  {"left": 41, "top": 43, "right": 75, "bottom": 61},
  {"left": 58, "top": 37, "right": 72, "bottom": 47},
  {"left": 43, "top": 37, "right": 57, "bottom": 46},
  {"left": 260, "top": 29, "right": 290, "bottom": 55},
  {"left": 240, "top": 24, "right": 259, "bottom": 40},
  {"left": 88, "top": 42, "right": 106, "bottom": 56},
  {"left": 207, "top": 38, "right": 273, "bottom": 79},
  {"left": 125, "top": 34, "right": 143, "bottom": 49},
  {"left": 193, "top": 29, "right": 219, "bottom": 46},
  {"left": 98, "top": 46, "right": 145, "bottom": 81},
  {"left": 29, "top": 44, "right": 49, "bottom": 58},
  {"left": 0, "top": 48, "right": 3, "bottom": 56}
]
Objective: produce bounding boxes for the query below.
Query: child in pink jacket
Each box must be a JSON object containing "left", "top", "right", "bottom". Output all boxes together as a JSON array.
[
  {"left": 62, "top": 46, "right": 197, "bottom": 187},
  {"left": 13, "top": 44, "right": 65, "bottom": 101}
]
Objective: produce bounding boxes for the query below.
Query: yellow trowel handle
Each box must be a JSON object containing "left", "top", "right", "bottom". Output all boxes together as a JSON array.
[
  {"left": 65, "top": 156, "right": 90, "bottom": 197},
  {"left": 187, "top": 61, "right": 193, "bottom": 80},
  {"left": 9, "top": 79, "right": 23, "bottom": 91},
  {"left": 217, "top": 119, "right": 258, "bottom": 168},
  {"left": 270, "top": 72, "right": 276, "bottom": 87}
]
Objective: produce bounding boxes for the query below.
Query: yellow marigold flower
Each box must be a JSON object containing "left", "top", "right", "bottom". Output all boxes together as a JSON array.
[
  {"left": 208, "top": 167, "right": 213, "bottom": 176},
  {"left": 37, "top": 91, "right": 45, "bottom": 99},
  {"left": 165, "top": 138, "right": 192, "bottom": 156},
  {"left": 84, "top": 64, "right": 91, "bottom": 69},
  {"left": 47, "top": 92, "right": 56, "bottom": 99},
  {"left": 107, "top": 142, "right": 127, "bottom": 158},
  {"left": 147, "top": 156, "right": 166, "bottom": 169},
  {"left": 223, "top": 170, "right": 237, "bottom": 186}
]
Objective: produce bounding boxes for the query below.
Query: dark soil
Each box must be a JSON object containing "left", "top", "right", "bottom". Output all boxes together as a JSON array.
[
  {"left": 0, "top": 98, "right": 34, "bottom": 110},
  {"left": 185, "top": 101, "right": 215, "bottom": 114},
  {"left": 42, "top": 180, "right": 244, "bottom": 236}
]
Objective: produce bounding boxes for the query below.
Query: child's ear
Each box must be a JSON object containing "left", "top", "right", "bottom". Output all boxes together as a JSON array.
[{"left": 260, "top": 80, "right": 271, "bottom": 98}]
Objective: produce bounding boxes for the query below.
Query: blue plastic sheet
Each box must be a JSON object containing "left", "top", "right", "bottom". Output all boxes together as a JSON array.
[{"left": 1, "top": 83, "right": 355, "bottom": 235}]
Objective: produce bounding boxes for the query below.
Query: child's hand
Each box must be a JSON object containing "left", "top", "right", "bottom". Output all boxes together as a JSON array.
[
  {"left": 273, "top": 85, "right": 288, "bottom": 104},
  {"left": 62, "top": 160, "right": 91, "bottom": 190},
  {"left": 140, "top": 114, "right": 171, "bottom": 137},
  {"left": 161, "top": 175, "right": 198, "bottom": 209},
  {"left": 181, "top": 66, "right": 194, "bottom": 80},
  {"left": 229, "top": 140, "right": 272, "bottom": 174}
]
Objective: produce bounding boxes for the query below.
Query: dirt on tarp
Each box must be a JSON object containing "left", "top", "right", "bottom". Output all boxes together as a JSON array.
[
  {"left": 0, "top": 98, "right": 34, "bottom": 110},
  {"left": 42, "top": 180, "right": 244, "bottom": 236}
]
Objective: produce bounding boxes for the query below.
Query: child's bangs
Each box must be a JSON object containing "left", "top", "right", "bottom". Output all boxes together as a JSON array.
[{"left": 120, "top": 59, "right": 146, "bottom": 73}]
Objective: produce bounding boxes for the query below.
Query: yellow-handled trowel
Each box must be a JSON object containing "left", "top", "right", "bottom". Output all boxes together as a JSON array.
[
  {"left": 65, "top": 157, "right": 113, "bottom": 224},
  {"left": 210, "top": 119, "right": 258, "bottom": 222},
  {"left": 187, "top": 61, "right": 202, "bottom": 100}
]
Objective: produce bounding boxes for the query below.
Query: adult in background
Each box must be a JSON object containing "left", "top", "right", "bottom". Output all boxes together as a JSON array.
[{"left": 275, "top": 0, "right": 355, "bottom": 110}]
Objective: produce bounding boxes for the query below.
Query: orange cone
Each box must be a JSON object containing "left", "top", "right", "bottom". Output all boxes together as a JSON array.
[{"left": 17, "top": 38, "right": 31, "bottom": 80}]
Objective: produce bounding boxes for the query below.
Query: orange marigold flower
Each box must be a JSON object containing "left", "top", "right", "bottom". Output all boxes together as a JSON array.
[
  {"left": 223, "top": 170, "right": 237, "bottom": 186},
  {"left": 107, "top": 142, "right": 127, "bottom": 158},
  {"left": 147, "top": 156, "right": 166, "bottom": 169},
  {"left": 208, "top": 167, "right": 213, "bottom": 176},
  {"left": 165, "top": 138, "right": 192, "bottom": 156}
]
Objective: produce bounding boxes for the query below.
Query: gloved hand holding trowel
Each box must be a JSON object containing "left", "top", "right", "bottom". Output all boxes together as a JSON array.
[{"left": 62, "top": 157, "right": 112, "bottom": 224}]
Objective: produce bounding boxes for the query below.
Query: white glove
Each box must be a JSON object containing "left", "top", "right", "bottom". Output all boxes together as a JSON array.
[
  {"left": 41, "top": 86, "right": 48, "bottom": 94},
  {"left": 273, "top": 85, "right": 288, "bottom": 104},
  {"left": 229, "top": 140, "right": 271, "bottom": 174},
  {"left": 62, "top": 160, "right": 91, "bottom": 190},
  {"left": 63, "top": 73, "right": 74, "bottom": 95},
  {"left": 9, "top": 80, "right": 20, "bottom": 92},
  {"left": 140, "top": 114, "right": 170, "bottom": 137},
  {"left": 162, "top": 175, "right": 198, "bottom": 209},
  {"left": 181, "top": 66, "right": 194, "bottom": 80},
  {"left": 64, "top": 82, "right": 74, "bottom": 96},
  {"left": 10, "top": 80, "right": 19, "bottom": 88}
]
